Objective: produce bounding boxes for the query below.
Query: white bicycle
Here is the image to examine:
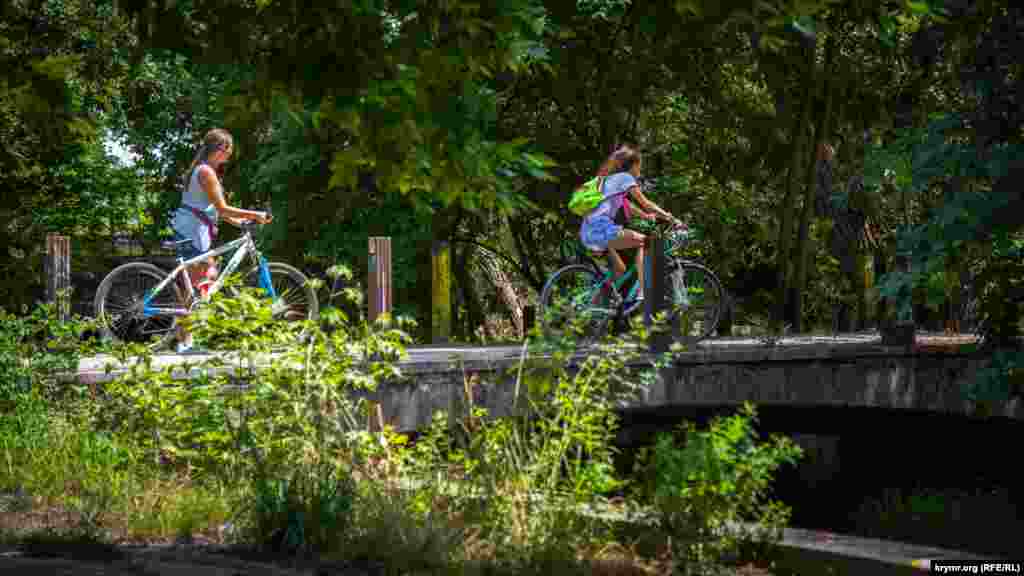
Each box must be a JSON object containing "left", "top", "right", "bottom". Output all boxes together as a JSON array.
[{"left": 93, "top": 220, "right": 318, "bottom": 349}]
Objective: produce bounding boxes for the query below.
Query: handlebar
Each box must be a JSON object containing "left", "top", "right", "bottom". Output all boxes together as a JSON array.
[
  {"left": 232, "top": 219, "right": 265, "bottom": 233},
  {"left": 629, "top": 217, "right": 687, "bottom": 237}
]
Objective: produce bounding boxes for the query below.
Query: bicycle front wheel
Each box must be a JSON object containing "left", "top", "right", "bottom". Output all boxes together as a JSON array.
[
  {"left": 94, "top": 262, "right": 182, "bottom": 349},
  {"left": 665, "top": 260, "right": 724, "bottom": 340},
  {"left": 236, "top": 261, "right": 319, "bottom": 322},
  {"left": 539, "top": 264, "right": 616, "bottom": 346}
]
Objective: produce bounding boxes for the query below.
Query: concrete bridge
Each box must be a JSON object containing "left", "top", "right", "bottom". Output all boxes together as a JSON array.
[{"left": 75, "top": 331, "right": 1022, "bottom": 432}]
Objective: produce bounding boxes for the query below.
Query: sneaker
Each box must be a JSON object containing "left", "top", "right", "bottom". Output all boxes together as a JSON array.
[
  {"left": 178, "top": 345, "right": 209, "bottom": 356},
  {"left": 175, "top": 339, "right": 206, "bottom": 355}
]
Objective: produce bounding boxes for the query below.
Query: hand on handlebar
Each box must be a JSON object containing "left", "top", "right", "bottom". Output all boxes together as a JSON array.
[{"left": 253, "top": 211, "right": 273, "bottom": 225}]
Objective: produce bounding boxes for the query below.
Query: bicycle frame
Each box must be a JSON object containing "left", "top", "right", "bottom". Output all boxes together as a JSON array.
[
  {"left": 580, "top": 237, "right": 686, "bottom": 307},
  {"left": 141, "top": 231, "right": 276, "bottom": 318}
]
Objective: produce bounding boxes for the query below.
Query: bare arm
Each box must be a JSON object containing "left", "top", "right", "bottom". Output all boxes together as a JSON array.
[
  {"left": 628, "top": 185, "right": 679, "bottom": 223},
  {"left": 198, "top": 166, "right": 270, "bottom": 223}
]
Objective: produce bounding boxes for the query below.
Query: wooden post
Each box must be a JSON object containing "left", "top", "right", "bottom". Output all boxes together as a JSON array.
[
  {"left": 431, "top": 240, "right": 451, "bottom": 343},
  {"left": 368, "top": 237, "right": 392, "bottom": 325},
  {"left": 45, "top": 234, "right": 71, "bottom": 322},
  {"left": 643, "top": 236, "right": 675, "bottom": 354}
]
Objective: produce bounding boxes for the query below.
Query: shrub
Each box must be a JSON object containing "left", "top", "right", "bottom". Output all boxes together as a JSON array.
[
  {"left": 97, "top": 266, "right": 414, "bottom": 556},
  {"left": 644, "top": 403, "right": 802, "bottom": 574}
]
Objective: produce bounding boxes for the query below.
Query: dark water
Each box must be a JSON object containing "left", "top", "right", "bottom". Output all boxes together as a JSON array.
[{"left": 616, "top": 405, "right": 1024, "bottom": 558}]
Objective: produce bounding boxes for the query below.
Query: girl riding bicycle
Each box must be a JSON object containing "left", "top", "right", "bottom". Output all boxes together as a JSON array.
[
  {"left": 170, "top": 128, "right": 272, "bottom": 353},
  {"left": 579, "top": 145, "right": 683, "bottom": 306}
]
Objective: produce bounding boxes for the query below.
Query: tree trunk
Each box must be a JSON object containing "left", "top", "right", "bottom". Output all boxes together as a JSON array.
[
  {"left": 792, "top": 30, "right": 837, "bottom": 333},
  {"left": 477, "top": 248, "right": 524, "bottom": 339},
  {"left": 453, "top": 243, "right": 486, "bottom": 340},
  {"left": 773, "top": 43, "right": 817, "bottom": 325},
  {"left": 508, "top": 214, "right": 546, "bottom": 294}
]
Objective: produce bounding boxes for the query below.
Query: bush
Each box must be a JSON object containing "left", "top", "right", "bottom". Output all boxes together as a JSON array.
[
  {"left": 643, "top": 403, "right": 802, "bottom": 574},
  {"left": 97, "top": 267, "right": 415, "bottom": 556},
  {"left": 0, "top": 302, "right": 102, "bottom": 407}
]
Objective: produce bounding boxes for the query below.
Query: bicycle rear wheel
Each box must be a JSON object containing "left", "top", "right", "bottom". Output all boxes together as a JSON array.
[
  {"left": 94, "top": 262, "right": 183, "bottom": 349},
  {"left": 539, "top": 264, "right": 617, "bottom": 346},
  {"left": 665, "top": 260, "right": 724, "bottom": 340}
]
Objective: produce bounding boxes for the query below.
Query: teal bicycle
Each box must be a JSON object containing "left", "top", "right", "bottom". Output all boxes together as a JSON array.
[{"left": 540, "top": 222, "right": 724, "bottom": 343}]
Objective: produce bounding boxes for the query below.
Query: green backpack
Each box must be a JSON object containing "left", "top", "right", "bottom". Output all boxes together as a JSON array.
[
  {"left": 568, "top": 176, "right": 607, "bottom": 216},
  {"left": 568, "top": 175, "right": 629, "bottom": 217}
]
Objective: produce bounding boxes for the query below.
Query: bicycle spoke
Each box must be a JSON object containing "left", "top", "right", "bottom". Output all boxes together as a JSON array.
[
  {"left": 540, "top": 265, "right": 612, "bottom": 345},
  {"left": 96, "top": 263, "right": 178, "bottom": 348},
  {"left": 665, "top": 261, "right": 723, "bottom": 340},
  {"left": 271, "top": 281, "right": 305, "bottom": 319}
]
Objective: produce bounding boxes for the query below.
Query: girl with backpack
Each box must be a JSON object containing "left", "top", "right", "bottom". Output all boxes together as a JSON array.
[{"left": 579, "top": 145, "right": 682, "bottom": 307}]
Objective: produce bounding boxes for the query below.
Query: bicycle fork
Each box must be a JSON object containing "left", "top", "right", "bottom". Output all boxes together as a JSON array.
[{"left": 256, "top": 255, "right": 277, "bottom": 300}]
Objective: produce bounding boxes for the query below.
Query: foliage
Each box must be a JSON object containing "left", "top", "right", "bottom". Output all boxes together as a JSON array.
[
  {"left": 39, "top": 137, "right": 151, "bottom": 234},
  {"left": 643, "top": 403, "right": 802, "bottom": 573},
  {"left": 864, "top": 114, "right": 1024, "bottom": 324},
  {"left": 375, "top": 322, "right": 649, "bottom": 565},
  {"left": 0, "top": 303, "right": 102, "bottom": 406},
  {"left": 95, "top": 267, "right": 415, "bottom": 554},
  {"left": 249, "top": 464, "right": 356, "bottom": 556},
  {"left": 856, "top": 1, "right": 1024, "bottom": 335},
  {"left": 963, "top": 350, "right": 1024, "bottom": 416}
]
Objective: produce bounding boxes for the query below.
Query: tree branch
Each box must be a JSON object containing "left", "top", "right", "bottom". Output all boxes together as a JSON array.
[{"left": 449, "top": 235, "right": 539, "bottom": 292}]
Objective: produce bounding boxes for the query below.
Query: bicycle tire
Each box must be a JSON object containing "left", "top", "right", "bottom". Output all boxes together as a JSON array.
[
  {"left": 94, "top": 261, "right": 182, "bottom": 349},
  {"left": 665, "top": 259, "right": 724, "bottom": 341},
  {"left": 539, "top": 264, "right": 617, "bottom": 346},
  {"left": 235, "top": 261, "right": 319, "bottom": 322}
]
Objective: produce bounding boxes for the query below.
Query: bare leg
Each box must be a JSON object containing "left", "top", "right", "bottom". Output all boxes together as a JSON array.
[
  {"left": 607, "top": 248, "right": 626, "bottom": 278},
  {"left": 607, "top": 230, "right": 646, "bottom": 298},
  {"left": 176, "top": 260, "right": 210, "bottom": 345},
  {"left": 635, "top": 245, "right": 645, "bottom": 298}
]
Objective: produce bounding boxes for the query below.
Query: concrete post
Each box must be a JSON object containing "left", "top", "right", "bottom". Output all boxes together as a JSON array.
[{"left": 368, "top": 237, "right": 392, "bottom": 325}]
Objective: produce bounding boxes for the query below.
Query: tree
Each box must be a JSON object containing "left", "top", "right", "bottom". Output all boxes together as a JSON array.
[{"left": 0, "top": 0, "right": 137, "bottom": 311}]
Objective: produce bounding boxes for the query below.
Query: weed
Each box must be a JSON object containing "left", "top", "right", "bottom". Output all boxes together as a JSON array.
[{"left": 641, "top": 403, "right": 802, "bottom": 574}]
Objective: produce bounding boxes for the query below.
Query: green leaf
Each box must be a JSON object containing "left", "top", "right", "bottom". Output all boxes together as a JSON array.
[{"left": 906, "top": 1, "right": 930, "bottom": 15}]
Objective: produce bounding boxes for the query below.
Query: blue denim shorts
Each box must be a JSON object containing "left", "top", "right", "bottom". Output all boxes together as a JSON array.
[
  {"left": 173, "top": 231, "right": 204, "bottom": 261},
  {"left": 580, "top": 215, "right": 622, "bottom": 251}
]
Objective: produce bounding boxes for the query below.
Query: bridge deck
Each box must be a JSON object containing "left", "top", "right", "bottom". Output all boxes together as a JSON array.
[{"left": 74, "top": 331, "right": 981, "bottom": 384}]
